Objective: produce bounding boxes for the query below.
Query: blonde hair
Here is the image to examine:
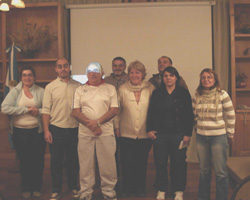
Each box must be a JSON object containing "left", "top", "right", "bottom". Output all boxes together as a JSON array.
[{"left": 128, "top": 60, "right": 147, "bottom": 80}]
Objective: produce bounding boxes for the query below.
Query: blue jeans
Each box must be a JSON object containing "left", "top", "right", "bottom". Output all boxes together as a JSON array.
[{"left": 196, "top": 134, "right": 229, "bottom": 200}]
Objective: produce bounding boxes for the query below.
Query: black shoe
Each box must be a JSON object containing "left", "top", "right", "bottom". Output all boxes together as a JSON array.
[
  {"left": 120, "top": 192, "right": 129, "bottom": 198},
  {"left": 136, "top": 191, "right": 146, "bottom": 197}
]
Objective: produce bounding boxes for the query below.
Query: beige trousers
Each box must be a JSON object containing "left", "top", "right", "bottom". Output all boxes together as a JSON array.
[{"left": 78, "top": 134, "right": 117, "bottom": 198}]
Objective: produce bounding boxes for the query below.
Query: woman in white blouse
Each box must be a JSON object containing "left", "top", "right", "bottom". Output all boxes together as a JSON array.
[
  {"left": 1, "top": 66, "right": 45, "bottom": 199},
  {"left": 117, "top": 60, "right": 155, "bottom": 197}
]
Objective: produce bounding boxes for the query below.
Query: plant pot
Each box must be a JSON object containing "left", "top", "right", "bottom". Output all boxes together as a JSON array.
[{"left": 236, "top": 81, "right": 247, "bottom": 88}]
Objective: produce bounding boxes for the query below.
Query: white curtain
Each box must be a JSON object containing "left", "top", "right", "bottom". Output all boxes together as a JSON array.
[{"left": 213, "top": 0, "right": 230, "bottom": 92}]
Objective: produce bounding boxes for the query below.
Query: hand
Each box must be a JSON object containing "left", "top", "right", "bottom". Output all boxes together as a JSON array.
[
  {"left": 86, "top": 120, "right": 98, "bottom": 131},
  {"left": 115, "top": 128, "right": 120, "bottom": 137},
  {"left": 227, "top": 137, "right": 233, "bottom": 145},
  {"left": 44, "top": 130, "right": 53, "bottom": 144},
  {"left": 183, "top": 136, "right": 191, "bottom": 145},
  {"left": 28, "top": 107, "right": 39, "bottom": 116},
  {"left": 147, "top": 131, "right": 157, "bottom": 140},
  {"left": 93, "top": 127, "right": 102, "bottom": 136}
]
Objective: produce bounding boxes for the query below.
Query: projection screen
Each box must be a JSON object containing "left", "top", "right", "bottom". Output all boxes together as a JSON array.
[{"left": 68, "top": 2, "right": 214, "bottom": 96}]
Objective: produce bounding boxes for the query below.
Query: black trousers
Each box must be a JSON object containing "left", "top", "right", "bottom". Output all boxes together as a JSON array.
[
  {"left": 120, "top": 137, "right": 152, "bottom": 194},
  {"left": 115, "top": 135, "right": 121, "bottom": 192},
  {"left": 49, "top": 125, "right": 79, "bottom": 193},
  {"left": 13, "top": 127, "right": 46, "bottom": 192},
  {"left": 153, "top": 134, "right": 187, "bottom": 194}
]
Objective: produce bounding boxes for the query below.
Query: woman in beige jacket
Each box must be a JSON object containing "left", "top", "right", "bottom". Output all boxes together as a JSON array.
[{"left": 117, "top": 60, "right": 155, "bottom": 197}]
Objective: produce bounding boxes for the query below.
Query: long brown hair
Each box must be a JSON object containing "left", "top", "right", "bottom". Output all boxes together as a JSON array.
[{"left": 196, "top": 68, "right": 221, "bottom": 95}]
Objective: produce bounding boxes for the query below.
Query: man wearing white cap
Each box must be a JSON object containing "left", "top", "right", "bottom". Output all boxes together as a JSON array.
[{"left": 72, "top": 63, "right": 118, "bottom": 200}]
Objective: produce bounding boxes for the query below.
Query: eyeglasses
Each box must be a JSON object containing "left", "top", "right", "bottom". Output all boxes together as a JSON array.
[{"left": 57, "top": 64, "right": 69, "bottom": 69}]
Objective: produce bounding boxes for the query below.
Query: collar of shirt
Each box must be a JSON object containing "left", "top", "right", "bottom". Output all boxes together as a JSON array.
[
  {"left": 57, "top": 76, "right": 72, "bottom": 84},
  {"left": 86, "top": 79, "right": 105, "bottom": 86},
  {"left": 111, "top": 72, "right": 128, "bottom": 80}
]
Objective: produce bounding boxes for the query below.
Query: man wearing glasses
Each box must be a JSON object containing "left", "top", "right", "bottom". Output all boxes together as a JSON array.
[{"left": 42, "top": 57, "right": 81, "bottom": 200}]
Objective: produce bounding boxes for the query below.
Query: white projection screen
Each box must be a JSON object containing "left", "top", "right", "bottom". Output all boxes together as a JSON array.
[{"left": 68, "top": 2, "right": 213, "bottom": 96}]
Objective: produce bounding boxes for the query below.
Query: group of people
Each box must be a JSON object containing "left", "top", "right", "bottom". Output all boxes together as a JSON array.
[{"left": 1, "top": 55, "right": 235, "bottom": 200}]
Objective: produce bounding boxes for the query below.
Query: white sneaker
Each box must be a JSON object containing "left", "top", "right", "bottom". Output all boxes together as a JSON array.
[
  {"left": 72, "top": 189, "right": 80, "bottom": 199},
  {"left": 80, "top": 194, "right": 92, "bottom": 200},
  {"left": 49, "top": 193, "right": 60, "bottom": 200},
  {"left": 156, "top": 191, "right": 165, "bottom": 200},
  {"left": 174, "top": 191, "right": 183, "bottom": 200}
]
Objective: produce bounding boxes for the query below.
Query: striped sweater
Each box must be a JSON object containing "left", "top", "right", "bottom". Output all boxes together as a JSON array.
[{"left": 192, "top": 90, "right": 235, "bottom": 138}]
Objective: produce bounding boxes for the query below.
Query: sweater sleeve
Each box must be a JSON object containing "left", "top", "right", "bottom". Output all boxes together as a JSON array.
[
  {"left": 114, "top": 87, "right": 123, "bottom": 129},
  {"left": 192, "top": 96, "right": 198, "bottom": 131},
  {"left": 221, "top": 91, "right": 236, "bottom": 138},
  {"left": 35, "top": 87, "right": 44, "bottom": 116},
  {"left": 42, "top": 85, "right": 52, "bottom": 115},
  {"left": 146, "top": 90, "right": 157, "bottom": 132},
  {"left": 1, "top": 88, "right": 28, "bottom": 115}
]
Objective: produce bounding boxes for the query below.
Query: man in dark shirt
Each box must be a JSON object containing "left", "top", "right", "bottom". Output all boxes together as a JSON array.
[{"left": 148, "top": 56, "right": 188, "bottom": 89}]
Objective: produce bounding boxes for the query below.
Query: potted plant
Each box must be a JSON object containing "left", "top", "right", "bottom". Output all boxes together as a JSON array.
[
  {"left": 235, "top": 11, "right": 250, "bottom": 33},
  {"left": 8, "top": 18, "right": 57, "bottom": 58},
  {"left": 236, "top": 72, "right": 248, "bottom": 88}
]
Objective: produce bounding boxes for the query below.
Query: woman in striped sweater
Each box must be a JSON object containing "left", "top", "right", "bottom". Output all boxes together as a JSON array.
[{"left": 192, "top": 68, "right": 235, "bottom": 200}]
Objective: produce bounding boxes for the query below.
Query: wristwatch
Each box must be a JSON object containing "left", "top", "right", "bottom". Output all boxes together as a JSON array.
[{"left": 97, "top": 120, "right": 101, "bottom": 127}]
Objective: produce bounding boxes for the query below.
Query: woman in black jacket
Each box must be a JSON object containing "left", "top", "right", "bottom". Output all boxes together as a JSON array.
[{"left": 146, "top": 66, "right": 194, "bottom": 200}]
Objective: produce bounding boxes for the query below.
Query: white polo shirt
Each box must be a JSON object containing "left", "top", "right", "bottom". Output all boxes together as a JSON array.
[{"left": 73, "top": 83, "right": 118, "bottom": 137}]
